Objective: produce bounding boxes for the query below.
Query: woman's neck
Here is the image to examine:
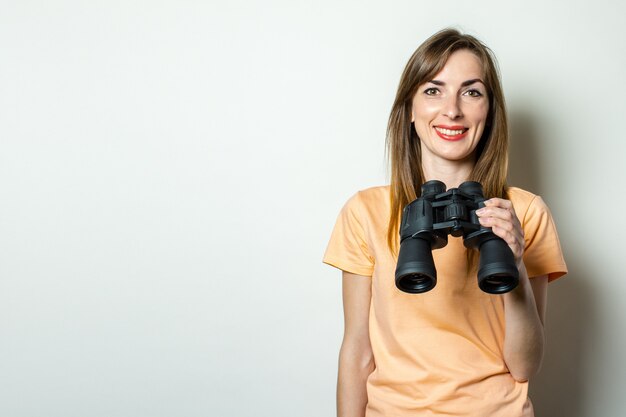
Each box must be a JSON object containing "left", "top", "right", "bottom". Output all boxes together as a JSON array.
[{"left": 421, "top": 155, "right": 475, "bottom": 190}]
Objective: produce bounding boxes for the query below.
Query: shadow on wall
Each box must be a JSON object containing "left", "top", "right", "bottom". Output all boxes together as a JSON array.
[
  {"left": 530, "top": 270, "right": 593, "bottom": 417},
  {"left": 508, "top": 111, "right": 593, "bottom": 417},
  {"left": 508, "top": 111, "right": 543, "bottom": 194}
]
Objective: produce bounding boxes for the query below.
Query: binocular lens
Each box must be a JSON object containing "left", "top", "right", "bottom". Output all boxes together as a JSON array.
[
  {"left": 395, "top": 237, "right": 437, "bottom": 293},
  {"left": 399, "top": 273, "right": 436, "bottom": 293},
  {"left": 479, "top": 274, "right": 518, "bottom": 294}
]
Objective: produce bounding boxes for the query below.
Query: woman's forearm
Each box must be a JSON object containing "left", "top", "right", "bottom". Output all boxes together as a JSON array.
[
  {"left": 337, "top": 340, "right": 375, "bottom": 417},
  {"left": 502, "top": 264, "right": 546, "bottom": 382}
]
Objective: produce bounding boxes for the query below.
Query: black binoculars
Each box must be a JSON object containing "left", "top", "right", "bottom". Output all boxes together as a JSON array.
[{"left": 395, "top": 180, "right": 519, "bottom": 294}]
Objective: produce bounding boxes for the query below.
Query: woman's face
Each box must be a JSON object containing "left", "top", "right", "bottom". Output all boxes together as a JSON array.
[{"left": 411, "top": 49, "right": 489, "bottom": 164}]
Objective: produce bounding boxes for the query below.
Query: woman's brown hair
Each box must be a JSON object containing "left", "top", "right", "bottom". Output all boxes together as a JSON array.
[{"left": 386, "top": 28, "right": 510, "bottom": 253}]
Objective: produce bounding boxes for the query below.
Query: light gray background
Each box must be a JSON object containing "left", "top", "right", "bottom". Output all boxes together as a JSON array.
[{"left": 1, "top": 1, "right": 625, "bottom": 416}]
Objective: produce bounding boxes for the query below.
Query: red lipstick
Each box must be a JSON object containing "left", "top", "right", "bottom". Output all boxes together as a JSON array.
[{"left": 434, "top": 125, "right": 468, "bottom": 141}]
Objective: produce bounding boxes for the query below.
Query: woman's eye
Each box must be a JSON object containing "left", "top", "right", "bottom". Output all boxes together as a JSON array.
[
  {"left": 424, "top": 87, "right": 439, "bottom": 96},
  {"left": 464, "top": 89, "right": 483, "bottom": 97}
]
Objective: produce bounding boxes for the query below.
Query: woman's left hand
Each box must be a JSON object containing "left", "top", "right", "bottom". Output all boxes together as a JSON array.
[{"left": 476, "top": 198, "right": 525, "bottom": 268}]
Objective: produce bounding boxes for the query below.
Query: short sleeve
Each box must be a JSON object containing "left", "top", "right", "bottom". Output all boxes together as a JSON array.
[
  {"left": 323, "top": 192, "right": 375, "bottom": 276},
  {"left": 521, "top": 196, "right": 568, "bottom": 282}
]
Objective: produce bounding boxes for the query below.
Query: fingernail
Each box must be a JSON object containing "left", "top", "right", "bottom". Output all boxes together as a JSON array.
[{"left": 476, "top": 208, "right": 485, "bottom": 215}]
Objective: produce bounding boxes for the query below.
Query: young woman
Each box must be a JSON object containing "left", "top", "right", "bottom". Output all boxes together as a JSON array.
[{"left": 323, "top": 29, "right": 568, "bottom": 417}]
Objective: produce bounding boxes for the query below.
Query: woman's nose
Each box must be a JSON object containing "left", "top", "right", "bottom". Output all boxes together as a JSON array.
[{"left": 443, "top": 96, "right": 463, "bottom": 119}]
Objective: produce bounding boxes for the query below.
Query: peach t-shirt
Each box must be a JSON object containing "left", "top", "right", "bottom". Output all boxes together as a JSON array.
[{"left": 324, "top": 186, "right": 567, "bottom": 417}]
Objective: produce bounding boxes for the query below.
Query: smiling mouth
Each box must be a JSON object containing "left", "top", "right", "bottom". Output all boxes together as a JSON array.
[{"left": 434, "top": 126, "right": 468, "bottom": 141}]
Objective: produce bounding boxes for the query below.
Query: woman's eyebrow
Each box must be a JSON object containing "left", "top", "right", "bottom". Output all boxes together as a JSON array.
[
  {"left": 461, "top": 78, "right": 485, "bottom": 87},
  {"left": 427, "top": 78, "right": 485, "bottom": 87}
]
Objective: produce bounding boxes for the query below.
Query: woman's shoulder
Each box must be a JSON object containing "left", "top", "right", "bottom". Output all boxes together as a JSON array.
[
  {"left": 506, "top": 186, "right": 537, "bottom": 202},
  {"left": 343, "top": 185, "right": 391, "bottom": 224},
  {"left": 506, "top": 186, "right": 551, "bottom": 223},
  {"left": 354, "top": 185, "right": 390, "bottom": 203}
]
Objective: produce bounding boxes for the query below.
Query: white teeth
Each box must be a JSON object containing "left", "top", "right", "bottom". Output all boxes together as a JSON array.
[{"left": 436, "top": 127, "right": 465, "bottom": 135}]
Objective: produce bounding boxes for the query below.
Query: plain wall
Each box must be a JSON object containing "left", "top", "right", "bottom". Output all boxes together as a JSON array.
[{"left": 1, "top": 1, "right": 625, "bottom": 416}]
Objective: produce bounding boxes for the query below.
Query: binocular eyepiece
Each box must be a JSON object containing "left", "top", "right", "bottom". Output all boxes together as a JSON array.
[{"left": 395, "top": 180, "right": 519, "bottom": 294}]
